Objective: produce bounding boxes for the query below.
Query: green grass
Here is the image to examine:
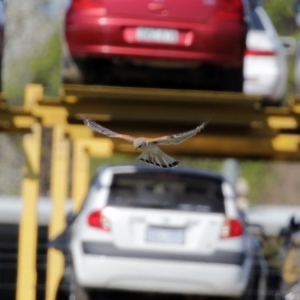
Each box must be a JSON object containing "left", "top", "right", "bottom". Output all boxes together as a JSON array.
[
  {"left": 264, "top": 0, "right": 298, "bottom": 36},
  {"left": 239, "top": 160, "right": 275, "bottom": 205}
]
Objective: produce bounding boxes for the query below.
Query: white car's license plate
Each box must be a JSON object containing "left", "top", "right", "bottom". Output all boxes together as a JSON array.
[
  {"left": 136, "top": 27, "right": 179, "bottom": 44},
  {"left": 146, "top": 226, "right": 184, "bottom": 244}
]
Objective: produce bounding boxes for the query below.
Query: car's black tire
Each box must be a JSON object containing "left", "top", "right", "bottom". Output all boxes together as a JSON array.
[
  {"left": 71, "top": 58, "right": 112, "bottom": 85},
  {"left": 193, "top": 64, "right": 244, "bottom": 92},
  {"left": 219, "top": 66, "right": 244, "bottom": 93}
]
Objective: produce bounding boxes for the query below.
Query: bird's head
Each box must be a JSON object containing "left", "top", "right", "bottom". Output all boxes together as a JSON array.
[{"left": 134, "top": 138, "right": 146, "bottom": 150}]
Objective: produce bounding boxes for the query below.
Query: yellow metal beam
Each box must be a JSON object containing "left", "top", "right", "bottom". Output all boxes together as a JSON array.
[
  {"left": 271, "top": 134, "right": 300, "bottom": 153},
  {"left": 111, "top": 134, "right": 276, "bottom": 158},
  {"left": 2, "top": 83, "right": 300, "bottom": 160},
  {"left": 41, "top": 84, "right": 299, "bottom": 132},
  {"left": 267, "top": 116, "right": 298, "bottom": 129},
  {"left": 23, "top": 84, "right": 300, "bottom": 160},
  {"left": 65, "top": 124, "right": 93, "bottom": 139},
  {"left": 46, "top": 125, "right": 70, "bottom": 300},
  {"left": 79, "top": 131, "right": 300, "bottom": 160},
  {"left": 33, "top": 106, "right": 68, "bottom": 126},
  {"left": 62, "top": 84, "right": 263, "bottom": 104},
  {"left": 0, "top": 109, "right": 35, "bottom": 132},
  {"left": 16, "top": 122, "right": 41, "bottom": 300},
  {"left": 24, "top": 84, "right": 44, "bottom": 108}
]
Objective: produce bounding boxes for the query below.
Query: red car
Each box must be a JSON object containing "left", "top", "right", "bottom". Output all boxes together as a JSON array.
[{"left": 65, "top": 0, "right": 248, "bottom": 91}]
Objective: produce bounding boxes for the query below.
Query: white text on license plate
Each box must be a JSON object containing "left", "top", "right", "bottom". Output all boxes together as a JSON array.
[
  {"left": 136, "top": 27, "right": 178, "bottom": 44},
  {"left": 146, "top": 227, "right": 184, "bottom": 244}
]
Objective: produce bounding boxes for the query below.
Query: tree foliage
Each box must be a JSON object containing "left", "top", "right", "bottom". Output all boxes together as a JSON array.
[{"left": 264, "top": 0, "right": 298, "bottom": 36}]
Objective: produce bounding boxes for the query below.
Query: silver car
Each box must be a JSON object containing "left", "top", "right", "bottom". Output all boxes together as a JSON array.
[
  {"left": 243, "top": 5, "right": 292, "bottom": 105},
  {"left": 51, "top": 164, "right": 268, "bottom": 300}
]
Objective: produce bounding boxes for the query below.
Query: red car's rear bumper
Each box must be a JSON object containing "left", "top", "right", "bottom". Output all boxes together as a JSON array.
[{"left": 65, "top": 10, "right": 246, "bottom": 68}]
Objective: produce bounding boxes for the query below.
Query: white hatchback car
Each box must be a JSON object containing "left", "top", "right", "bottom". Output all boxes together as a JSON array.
[
  {"left": 51, "top": 164, "right": 268, "bottom": 300},
  {"left": 243, "top": 6, "right": 289, "bottom": 105}
]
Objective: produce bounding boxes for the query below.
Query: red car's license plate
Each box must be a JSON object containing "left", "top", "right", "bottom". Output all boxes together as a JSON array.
[{"left": 136, "top": 27, "right": 179, "bottom": 44}]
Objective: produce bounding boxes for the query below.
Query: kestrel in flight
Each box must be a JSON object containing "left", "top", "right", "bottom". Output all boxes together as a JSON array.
[{"left": 82, "top": 116, "right": 208, "bottom": 168}]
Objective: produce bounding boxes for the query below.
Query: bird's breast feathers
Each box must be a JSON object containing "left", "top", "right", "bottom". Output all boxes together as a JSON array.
[{"left": 144, "top": 143, "right": 160, "bottom": 152}]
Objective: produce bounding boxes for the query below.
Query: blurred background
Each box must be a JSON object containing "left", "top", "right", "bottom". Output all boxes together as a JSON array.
[
  {"left": 2, "top": 0, "right": 300, "bottom": 208},
  {"left": 2, "top": 0, "right": 300, "bottom": 300}
]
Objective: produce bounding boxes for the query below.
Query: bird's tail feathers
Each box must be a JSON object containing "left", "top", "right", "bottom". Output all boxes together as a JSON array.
[{"left": 138, "top": 150, "right": 179, "bottom": 168}]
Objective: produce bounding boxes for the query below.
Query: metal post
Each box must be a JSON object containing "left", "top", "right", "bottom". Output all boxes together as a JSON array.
[
  {"left": 46, "top": 125, "right": 70, "bottom": 300},
  {"left": 16, "top": 84, "right": 44, "bottom": 300},
  {"left": 16, "top": 122, "right": 41, "bottom": 300},
  {"left": 71, "top": 139, "right": 90, "bottom": 213},
  {"left": 222, "top": 158, "right": 240, "bottom": 187},
  {"left": 71, "top": 138, "right": 113, "bottom": 213}
]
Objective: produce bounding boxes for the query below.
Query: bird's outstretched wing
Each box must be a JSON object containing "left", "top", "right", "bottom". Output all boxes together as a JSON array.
[
  {"left": 148, "top": 121, "right": 208, "bottom": 145},
  {"left": 82, "top": 116, "right": 136, "bottom": 142}
]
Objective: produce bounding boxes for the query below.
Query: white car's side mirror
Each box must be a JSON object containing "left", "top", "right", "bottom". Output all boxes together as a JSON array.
[{"left": 280, "top": 36, "right": 296, "bottom": 56}]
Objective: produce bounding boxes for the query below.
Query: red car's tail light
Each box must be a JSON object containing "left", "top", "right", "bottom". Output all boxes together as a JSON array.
[
  {"left": 71, "top": 0, "right": 103, "bottom": 8},
  {"left": 215, "top": 0, "right": 244, "bottom": 20},
  {"left": 245, "top": 49, "right": 276, "bottom": 57},
  {"left": 221, "top": 218, "right": 243, "bottom": 238},
  {"left": 87, "top": 210, "right": 110, "bottom": 231}
]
